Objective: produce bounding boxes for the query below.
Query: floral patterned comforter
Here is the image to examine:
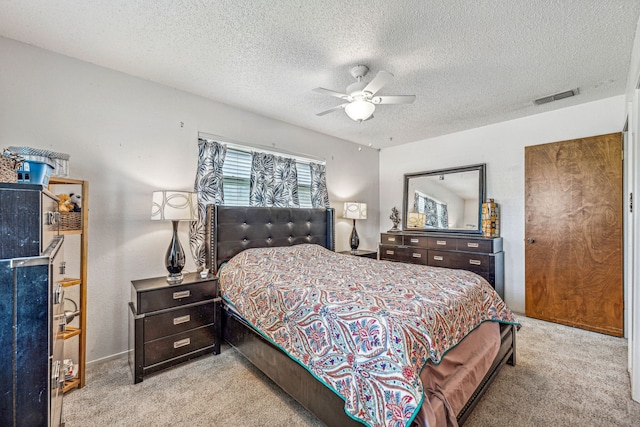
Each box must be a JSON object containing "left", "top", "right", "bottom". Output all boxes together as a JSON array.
[{"left": 219, "top": 244, "right": 518, "bottom": 427}]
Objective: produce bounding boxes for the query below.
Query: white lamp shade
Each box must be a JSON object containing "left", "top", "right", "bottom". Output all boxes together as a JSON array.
[
  {"left": 345, "top": 100, "right": 375, "bottom": 121},
  {"left": 343, "top": 202, "right": 367, "bottom": 220},
  {"left": 151, "top": 191, "right": 197, "bottom": 221}
]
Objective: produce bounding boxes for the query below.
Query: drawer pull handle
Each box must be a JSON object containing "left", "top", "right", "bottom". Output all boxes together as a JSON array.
[
  {"left": 386, "top": 250, "right": 395, "bottom": 255},
  {"left": 436, "top": 240, "right": 447, "bottom": 245},
  {"left": 469, "top": 259, "right": 482, "bottom": 265},
  {"left": 387, "top": 237, "right": 396, "bottom": 242},
  {"left": 467, "top": 242, "right": 479, "bottom": 248},
  {"left": 410, "top": 238, "right": 419, "bottom": 243},
  {"left": 412, "top": 253, "right": 422, "bottom": 258},
  {"left": 433, "top": 256, "right": 444, "bottom": 261},
  {"left": 173, "top": 290, "right": 190, "bottom": 299},
  {"left": 173, "top": 315, "right": 191, "bottom": 325},
  {"left": 173, "top": 338, "right": 191, "bottom": 349}
]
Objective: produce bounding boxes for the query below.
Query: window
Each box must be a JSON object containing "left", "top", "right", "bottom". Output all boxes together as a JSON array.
[
  {"left": 297, "top": 162, "right": 312, "bottom": 208},
  {"left": 221, "top": 147, "right": 314, "bottom": 208},
  {"left": 221, "top": 149, "right": 252, "bottom": 206}
]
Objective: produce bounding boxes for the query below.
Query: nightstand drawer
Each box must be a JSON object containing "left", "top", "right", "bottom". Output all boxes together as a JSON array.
[
  {"left": 144, "top": 325, "right": 215, "bottom": 367},
  {"left": 136, "top": 280, "right": 217, "bottom": 313},
  {"left": 144, "top": 302, "right": 216, "bottom": 342}
]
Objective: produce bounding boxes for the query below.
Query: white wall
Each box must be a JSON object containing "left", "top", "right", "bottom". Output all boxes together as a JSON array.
[
  {"left": 624, "top": 12, "right": 640, "bottom": 404},
  {"left": 0, "top": 36, "right": 380, "bottom": 362},
  {"left": 380, "top": 96, "right": 625, "bottom": 313}
]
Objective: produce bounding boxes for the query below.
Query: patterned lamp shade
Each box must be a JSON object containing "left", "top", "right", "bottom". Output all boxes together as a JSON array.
[
  {"left": 343, "top": 202, "right": 367, "bottom": 220},
  {"left": 151, "top": 191, "right": 197, "bottom": 221}
]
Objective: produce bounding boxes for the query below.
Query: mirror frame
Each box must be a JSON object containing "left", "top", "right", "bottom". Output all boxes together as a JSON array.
[{"left": 402, "top": 163, "right": 486, "bottom": 234}]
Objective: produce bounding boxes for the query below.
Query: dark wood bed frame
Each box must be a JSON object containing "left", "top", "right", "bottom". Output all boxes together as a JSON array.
[{"left": 207, "top": 205, "right": 516, "bottom": 427}]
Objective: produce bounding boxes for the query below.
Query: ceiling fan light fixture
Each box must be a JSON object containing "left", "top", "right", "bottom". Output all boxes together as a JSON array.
[{"left": 345, "top": 100, "right": 375, "bottom": 121}]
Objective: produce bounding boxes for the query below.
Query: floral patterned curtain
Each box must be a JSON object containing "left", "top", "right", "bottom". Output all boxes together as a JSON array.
[
  {"left": 424, "top": 197, "right": 438, "bottom": 227},
  {"left": 189, "top": 138, "right": 227, "bottom": 268},
  {"left": 309, "top": 162, "right": 330, "bottom": 208},
  {"left": 439, "top": 204, "right": 449, "bottom": 229},
  {"left": 249, "top": 152, "right": 299, "bottom": 207},
  {"left": 418, "top": 194, "right": 448, "bottom": 229}
]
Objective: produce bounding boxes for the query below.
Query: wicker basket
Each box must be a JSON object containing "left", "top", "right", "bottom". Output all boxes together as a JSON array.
[
  {"left": 1, "top": 150, "right": 24, "bottom": 183},
  {"left": 0, "top": 155, "right": 17, "bottom": 183},
  {"left": 60, "top": 212, "right": 82, "bottom": 231}
]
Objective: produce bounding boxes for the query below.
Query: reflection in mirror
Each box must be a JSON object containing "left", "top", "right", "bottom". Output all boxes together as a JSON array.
[{"left": 403, "top": 164, "right": 486, "bottom": 234}]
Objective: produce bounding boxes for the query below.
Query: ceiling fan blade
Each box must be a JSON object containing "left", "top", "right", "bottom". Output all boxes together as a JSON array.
[
  {"left": 313, "top": 87, "right": 350, "bottom": 100},
  {"left": 316, "top": 103, "right": 349, "bottom": 116},
  {"left": 363, "top": 70, "right": 393, "bottom": 95},
  {"left": 372, "top": 95, "right": 416, "bottom": 105}
]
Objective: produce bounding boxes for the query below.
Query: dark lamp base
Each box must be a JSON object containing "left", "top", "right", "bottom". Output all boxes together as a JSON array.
[
  {"left": 350, "top": 219, "right": 360, "bottom": 251},
  {"left": 165, "top": 220, "right": 186, "bottom": 284},
  {"left": 166, "top": 272, "right": 184, "bottom": 284}
]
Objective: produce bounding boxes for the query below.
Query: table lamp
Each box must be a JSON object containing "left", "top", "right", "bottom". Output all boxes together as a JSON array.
[
  {"left": 343, "top": 202, "right": 367, "bottom": 252},
  {"left": 407, "top": 212, "right": 426, "bottom": 228},
  {"left": 151, "top": 191, "right": 197, "bottom": 283}
]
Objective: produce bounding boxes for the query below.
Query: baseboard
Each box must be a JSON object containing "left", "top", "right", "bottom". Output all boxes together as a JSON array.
[{"left": 87, "top": 349, "right": 130, "bottom": 367}]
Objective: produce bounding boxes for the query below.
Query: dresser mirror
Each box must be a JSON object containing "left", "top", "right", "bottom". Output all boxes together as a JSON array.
[{"left": 402, "top": 164, "right": 486, "bottom": 234}]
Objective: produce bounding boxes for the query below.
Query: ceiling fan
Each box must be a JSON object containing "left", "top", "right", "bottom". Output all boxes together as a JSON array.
[{"left": 313, "top": 65, "right": 416, "bottom": 122}]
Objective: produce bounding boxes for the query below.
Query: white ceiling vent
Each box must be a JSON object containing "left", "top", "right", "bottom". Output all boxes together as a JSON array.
[{"left": 533, "top": 89, "right": 579, "bottom": 105}]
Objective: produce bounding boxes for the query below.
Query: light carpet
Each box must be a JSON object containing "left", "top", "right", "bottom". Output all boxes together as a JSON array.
[{"left": 64, "top": 316, "right": 640, "bottom": 426}]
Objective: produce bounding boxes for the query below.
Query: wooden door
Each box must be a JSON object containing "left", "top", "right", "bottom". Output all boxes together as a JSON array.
[{"left": 525, "top": 133, "right": 623, "bottom": 337}]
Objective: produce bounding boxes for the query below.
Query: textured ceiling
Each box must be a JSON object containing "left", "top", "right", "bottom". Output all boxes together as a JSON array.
[{"left": 1, "top": 1, "right": 639, "bottom": 149}]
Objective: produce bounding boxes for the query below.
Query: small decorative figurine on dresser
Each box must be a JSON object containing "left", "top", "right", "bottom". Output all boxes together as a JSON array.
[{"left": 388, "top": 206, "right": 401, "bottom": 232}]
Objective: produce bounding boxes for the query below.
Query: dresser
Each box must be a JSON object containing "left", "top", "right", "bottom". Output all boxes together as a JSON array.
[
  {"left": 379, "top": 232, "right": 504, "bottom": 297},
  {"left": 128, "top": 273, "right": 221, "bottom": 383}
]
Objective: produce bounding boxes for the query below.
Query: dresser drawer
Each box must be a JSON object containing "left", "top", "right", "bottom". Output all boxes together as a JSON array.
[
  {"left": 427, "top": 237, "right": 456, "bottom": 250},
  {"left": 428, "top": 250, "right": 491, "bottom": 272},
  {"left": 144, "top": 325, "right": 215, "bottom": 367},
  {"left": 455, "top": 238, "right": 496, "bottom": 253},
  {"left": 404, "top": 235, "right": 429, "bottom": 247},
  {"left": 144, "top": 302, "right": 216, "bottom": 342},
  {"left": 137, "top": 280, "right": 217, "bottom": 313},
  {"left": 380, "top": 245, "right": 428, "bottom": 264},
  {"left": 379, "top": 245, "right": 408, "bottom": 260},
  {"left": 405, "top": 248, "right": 428, "bottom": 264},
  {"left": 380, "top": 233, "right": 403, "bottom": 245},
  {"left": 458, "top": 253, "right": 492, "bottom": 274}
]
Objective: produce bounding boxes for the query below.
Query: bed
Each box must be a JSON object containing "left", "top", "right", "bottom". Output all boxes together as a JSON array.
[{"left": 206, "top": 205, "right": 517, "bottom": 427}]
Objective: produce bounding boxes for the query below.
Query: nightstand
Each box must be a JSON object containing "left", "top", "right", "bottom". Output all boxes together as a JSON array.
[
  {"left": 338, "top": 249, "right": 378, "bottom": 259},
  {"left": 128, "top": 272, "right": 221, "bottom": 384}
]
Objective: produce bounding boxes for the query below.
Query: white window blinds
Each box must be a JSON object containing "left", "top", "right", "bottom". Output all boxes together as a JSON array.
[{"left": 221, "top": 147, "right": 314, "bottom": 208}]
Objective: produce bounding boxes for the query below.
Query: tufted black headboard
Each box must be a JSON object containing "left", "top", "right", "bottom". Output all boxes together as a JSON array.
[{"left": 206, "top": 205, "right": 335, "bottom": 273}]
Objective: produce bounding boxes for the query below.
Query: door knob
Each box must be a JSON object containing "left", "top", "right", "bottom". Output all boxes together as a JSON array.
[{"left": 527, "top": 238, "right": 535, "bottom": 244}]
